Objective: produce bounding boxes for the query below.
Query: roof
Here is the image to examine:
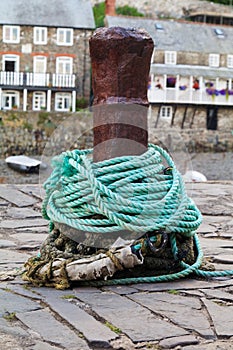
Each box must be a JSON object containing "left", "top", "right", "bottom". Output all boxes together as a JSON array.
[
  {"left": 0, "top": 0, "right": 95, "bottom": 29},
  {"left": 188, "top": 11, "right": 233, "bottom": 18},
  {"left": 150, "top": 64, "right": 233, "bottom": 80},
  {"left": 106, "top": 15, "right": 233, "bottom": 54}
]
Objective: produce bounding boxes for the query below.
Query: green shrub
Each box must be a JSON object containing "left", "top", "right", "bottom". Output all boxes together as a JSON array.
[
  {"left": 76, "top": 97, "right": 89, "bottom": 110},
  {"left": 205, "top": 0, "right": 231, "bottom": 4},
  {"left": 116, "top": 5, "right": 144, "bottom": 17},
  {"left": 93, "top": 2, "right": 106, "bottom": 28},
  {"left": 93, "top": 2, "right": 144, "bottom": 28}
]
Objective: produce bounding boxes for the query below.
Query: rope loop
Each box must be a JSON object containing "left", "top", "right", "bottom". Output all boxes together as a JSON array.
[
  {"left": 24, "top": 144, "right": 233, "bottom": 288},
  {"left": 42, "top": 144, "right": 202, "bottom": 238}
]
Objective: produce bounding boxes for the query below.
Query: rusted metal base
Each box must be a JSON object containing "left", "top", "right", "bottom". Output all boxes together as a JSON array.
[{"left": 89, "top": 26, "right": 154, "bottom": 162}]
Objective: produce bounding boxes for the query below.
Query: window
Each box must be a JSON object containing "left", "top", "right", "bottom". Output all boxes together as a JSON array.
[
  {"left": 3, "top": 25, "right": 20, "bottom": 43},
  {"left": 33, "top": 92, "right": 46, "bottom": 110},
  {"left": 166, "top": 76, "right": 176, "bottom": 88},
  {"left": 56, "top": 57, "right": 73, "bottom": 74},
  {"left": 55, "top": 93, "right": 71, "bottom": 111},
  {"left": 209, "top": 54, "right": 220, "bottom": 67},
  {"left": 2, "top": 55, "right": 19, "bottom": 72},
  {"left": 165, "top": 51, "right": 177, "bottom": 65},
  {"left": 33, "top": 56, "right": 47, "bottom": 73},
  {"left": 33, "top": 56, "right": 47, "bottom": 85},
  {"left": 57, "top": 28, "right": 73, "bottom": 46},
  {"left": 2, "top": 91, "right": 19, "bottom": 110},
  {"left": 227, "top": 55, "right": 233, "bottom": 68},
  {"left": 34, "top": 27, "right": 47, "bottom": 44},
  {"left": 160, "top": 106, "right": 173, "bottom": 118}
]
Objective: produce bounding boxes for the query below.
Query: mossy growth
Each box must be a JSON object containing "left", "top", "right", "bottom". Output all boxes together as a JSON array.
[
  {"left": 3, "top": 312, "right": 17, "bottom": 322},
  {"left": 168, "top": 289, "right": 180, "bottom": 295},
  {"left": 6, "top": 113, "right": 19, "bottom": 122},
  {"left": 37, "top": 111, "right": 49, "bottom": 126},
  {"left": 22, "top": 121, "right": 33, "bottom": 131},
  {"left": 105, "top": 321, "right": 122, "bottom": 334},
  {"left": 60, "top": 294, "right": 76, "bottom": 299}
]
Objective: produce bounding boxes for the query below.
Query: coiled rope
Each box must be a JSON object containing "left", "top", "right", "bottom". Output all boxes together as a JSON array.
[
  {"left": 38, "top": 143, "right": 233, "bottom": 286},
  {"left": 42, "top": 144, "right": 201, "bottom": 236}
]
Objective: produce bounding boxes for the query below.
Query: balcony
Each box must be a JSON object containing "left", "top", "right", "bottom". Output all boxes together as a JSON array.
[
  {"left": 0, "top": 72, "right": 76, "bottom": 88},
  {"left": 149, "top": 64, "right": 233, "bottom": 106},
  {"left": 148, "top": 87, "right": 233, "bottom": 106}
]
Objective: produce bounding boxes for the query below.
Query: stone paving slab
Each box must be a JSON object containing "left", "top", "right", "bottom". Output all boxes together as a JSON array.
[
  {"left": 75, "top": 289, "right": 189, "bottom": 342},
  {"left": 159, "top": 335, "right": 199, "bottom": 349},
  {"left": 129, "top": 292, "right": 215, "bottom": 338},
  {"left": 17, "top": 309, "right": 90, "bottom": 350},
  {"left": 202, "top": 299, "right": 233, "bottom": 337},
  {"left": 0, "top": 183, "right": 233, "bottom": 350},
  {"left": 12, "top": 232, "right": 48, "bottom": 244},
  {"left": 6, "top": 207, "right": 42, "bottom": 219},
  {"left": 0, "top": 249, "right": 31, "bottom": 264},
  {"left": 0, "top": 186, "right": 38, "bottom": 207},
  {"left": 0, "top": 218, "right": 48, "bottom": 229},
  {"left": 31, "top": 342, "right": 62, "bottom": 350},
  {"left": 0, "top": 239, "right": 17, "bottom": 248},
  {"left": 35, "top": 288, "right": 118, "bottom": 347},
  {"left": 15, "top": 184, "right": 45, "bottom": 200},
  {"left": 0, "top": 289, "right": 41, "bottom": 317}
]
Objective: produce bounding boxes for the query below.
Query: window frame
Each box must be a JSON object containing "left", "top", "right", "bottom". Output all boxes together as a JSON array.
[
  {"left": 56, "top": 56, "right": 73, "bottom": 74},
  {"left": 2, "top": 91, "right": 20, "bottom": 110},
  {"left": 209, "top": 54, "right": 220, "bottom": 67},
  {"left": 33, "top": 91, "right": 46, "bottom": 111},
  {"left": 33, "top": 27, "right": 47, "bottom": 45},
  {"left": 2, "top": 54, "right": 20, "bottom": 72},
  {"left": 33, "top": 56, "right": 47, "bottom": 73},
  {"left": 165, "top": 51, "right": 177, "bottom": 65},
  {"left": 55, "top": 92, "right": 72, "bottom": 111},
  {"left": 56, "top": 28, "right": 73, "bottom": 46},
  {"left": 160, "top": 106, "right": 173, "bottom": 118},
  {"left": 3, "top": 25, "right": 20, "bottom": 43},
  {"left": 227, "top": 54, "right": 233, "bottom": 68}
]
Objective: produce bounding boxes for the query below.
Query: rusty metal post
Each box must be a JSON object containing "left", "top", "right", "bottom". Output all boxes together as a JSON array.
[{"left": 89, "top": 27, "right": 154, "bottom": 162}]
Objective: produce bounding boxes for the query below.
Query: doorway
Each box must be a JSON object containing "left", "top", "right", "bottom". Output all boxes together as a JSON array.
[{"left": 206, "top": 106, "right": 218, "bottom": 130}]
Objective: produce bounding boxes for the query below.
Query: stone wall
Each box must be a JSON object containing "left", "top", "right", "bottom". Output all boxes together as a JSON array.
[
  {"left": 0, "top": 25, "right": 93, "bottom": 99},
  {"left": 149, "top": 105, "right": 233, "bottom": 152},
  {"left": 153, "top": 50, "right": 229, "bottom": 68},
  {"left": 0, "top": 111, "right": 94, "bottom": 158},
  {"left": 0, "top": 108, "right": 233, "bottom": 158}
]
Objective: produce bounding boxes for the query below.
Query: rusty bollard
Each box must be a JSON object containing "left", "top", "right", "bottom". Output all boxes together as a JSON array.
[{"left": 89, "top": 27, "right": 154, "bottom": 162}]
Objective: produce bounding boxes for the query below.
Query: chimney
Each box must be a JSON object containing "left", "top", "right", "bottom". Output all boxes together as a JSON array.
[{"left": 105, "top": 0, "right": 116, "bottom": 16}]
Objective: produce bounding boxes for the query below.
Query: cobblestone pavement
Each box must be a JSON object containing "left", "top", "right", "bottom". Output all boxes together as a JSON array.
[{"left": 0, "top": 182, "right": 233, "bottom": 350}]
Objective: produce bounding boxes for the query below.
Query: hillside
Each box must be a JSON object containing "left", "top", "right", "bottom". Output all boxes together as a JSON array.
[{"left": 91, "top": 0, "right": 233, "bottom": 19}]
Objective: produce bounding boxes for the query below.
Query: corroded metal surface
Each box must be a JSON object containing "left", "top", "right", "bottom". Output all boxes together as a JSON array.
[{"left": 89, "top": 26, "right": 154, "bottom": 162}]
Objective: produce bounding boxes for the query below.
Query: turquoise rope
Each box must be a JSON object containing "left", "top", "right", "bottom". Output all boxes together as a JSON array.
[{"left": 42, "top": 144, "right": 233, "bottom": 285}]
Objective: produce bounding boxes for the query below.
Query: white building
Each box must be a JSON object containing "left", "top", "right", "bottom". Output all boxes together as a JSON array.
[{"left": 106, "top": 15, "right": 233, "bottom": 130}]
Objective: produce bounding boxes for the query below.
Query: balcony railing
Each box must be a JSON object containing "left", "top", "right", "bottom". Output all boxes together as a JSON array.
[
  {"left": 148, "top": 87, "right": 233, "bottom": 106},
  {"left": 52, "top": 74, "right": 75, "bottom": 88},
  {"left": 0, "top": 72, "right": 76, "bottom": 88}
]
